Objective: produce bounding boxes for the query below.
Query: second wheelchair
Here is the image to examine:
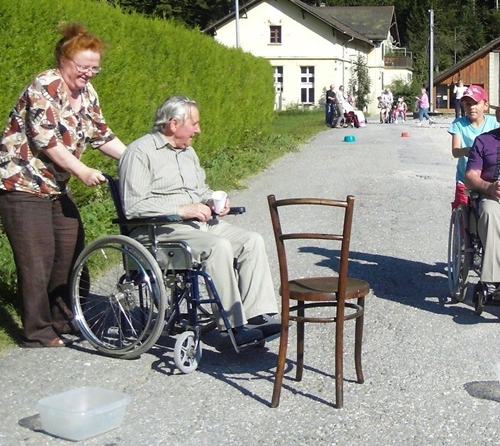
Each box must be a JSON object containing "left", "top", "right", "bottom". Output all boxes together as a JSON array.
[{"left": 447, "top": 192, "right": 499, "bottom": 314}]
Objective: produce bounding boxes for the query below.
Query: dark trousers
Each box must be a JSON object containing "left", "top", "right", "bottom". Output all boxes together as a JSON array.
[
  {"left": 325, "top": 102, "right": 334, "bottom": 126},
  {"left": 0, "top": 191, "right": 84, "bottom": 345},
  {"left": 454, "top": 99, "right": 465, "bottom": 118}
]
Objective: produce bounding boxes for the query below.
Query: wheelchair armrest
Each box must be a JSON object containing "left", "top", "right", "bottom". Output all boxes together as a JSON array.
[
  {"left": 112, "top": 214, "right": 183, "bottom": 227},
  {"left": 113, "top": 208, "right": 245, "bottom": 227},
  {"left": 469, "top": 190, "right": 480, "bottom": 201},
  {"left": 228, "top": 206, "right": 246, "bottom": 215}
]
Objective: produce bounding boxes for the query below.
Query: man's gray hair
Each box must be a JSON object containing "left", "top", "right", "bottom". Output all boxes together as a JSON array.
[{"left": 153, "top": 95, "right": 198, "bottom": 132}]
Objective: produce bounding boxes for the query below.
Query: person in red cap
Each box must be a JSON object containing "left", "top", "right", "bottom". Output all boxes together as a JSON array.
[
  {"left": 464, "top": 89, "right": 500, "bottom": 295},
  {"left": 448, "top": 85, "right": 499, "bottom": 209}
]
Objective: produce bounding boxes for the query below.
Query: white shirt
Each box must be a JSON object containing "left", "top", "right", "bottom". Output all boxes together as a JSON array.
[{"left": 454, "top": 85, "right": 467, "bottom": 100}]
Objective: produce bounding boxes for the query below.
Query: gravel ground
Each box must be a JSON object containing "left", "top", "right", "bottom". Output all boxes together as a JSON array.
[{"left": 2, "top": 115, "right": 500, "bottom": 446}]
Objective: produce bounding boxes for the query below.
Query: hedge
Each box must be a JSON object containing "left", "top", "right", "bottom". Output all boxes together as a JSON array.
[{"left": 0, "top": 0, "right": 275, "bottom": 305}]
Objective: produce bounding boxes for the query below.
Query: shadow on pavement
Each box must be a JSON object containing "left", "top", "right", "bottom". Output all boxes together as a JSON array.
[{"left": 299, "top": 247, "right": 500, "bottom": 323}]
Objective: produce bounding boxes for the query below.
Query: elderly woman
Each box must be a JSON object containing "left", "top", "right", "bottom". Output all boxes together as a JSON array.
[{"left": 0, "top": 22, "right": 125, "bottom": 348}]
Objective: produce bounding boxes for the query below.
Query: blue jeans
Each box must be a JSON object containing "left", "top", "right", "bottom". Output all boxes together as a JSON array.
[{"left": 418, "top": 107, "right": 431, "bottom": 121}]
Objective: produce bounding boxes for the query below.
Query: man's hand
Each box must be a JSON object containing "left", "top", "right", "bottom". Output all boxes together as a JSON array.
[
  {"left": 486, "top": 180, "right": 500, "bottom": 199},
  {"left": 178, "top": 203, "right": 213, "bottom": 221},
  {"left": 207, "top": 198, "right": 231, "bottom": 217}
]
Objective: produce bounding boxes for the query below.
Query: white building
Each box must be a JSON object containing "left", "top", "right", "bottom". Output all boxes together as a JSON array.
[{"left": 203, "top": 0, "right": 412, "bottom": 114}]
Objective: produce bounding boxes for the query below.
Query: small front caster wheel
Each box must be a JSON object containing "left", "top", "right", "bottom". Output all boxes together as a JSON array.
[{"left": 174, "top": 331, "right": 202, "bottom": 374}]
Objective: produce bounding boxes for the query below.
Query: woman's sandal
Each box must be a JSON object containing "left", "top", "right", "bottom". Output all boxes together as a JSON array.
[
  {"left": 45, "top": 337, "right": 73, "bottom": 347},
  {"left": 20, "top": 337, "right": 73, "bottom": 348}
]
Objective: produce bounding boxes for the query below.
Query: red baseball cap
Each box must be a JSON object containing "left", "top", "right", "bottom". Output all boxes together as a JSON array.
[{"left": 461, "top": 85, "right": 488, "bottom": 103}]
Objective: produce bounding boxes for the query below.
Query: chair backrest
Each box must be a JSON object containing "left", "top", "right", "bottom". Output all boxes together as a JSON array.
[{"left": 267, "top": 195, "right": 355, "bottom": 301}]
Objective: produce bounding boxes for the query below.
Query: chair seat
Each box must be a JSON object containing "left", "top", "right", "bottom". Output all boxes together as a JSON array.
[{"left": 288, "top": 277, "right": 370, "bottom": 302}]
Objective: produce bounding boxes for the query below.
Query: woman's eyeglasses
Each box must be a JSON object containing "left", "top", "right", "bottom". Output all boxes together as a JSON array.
[{"left": 71, "top": 59, "right": 101, "bottom": 74}]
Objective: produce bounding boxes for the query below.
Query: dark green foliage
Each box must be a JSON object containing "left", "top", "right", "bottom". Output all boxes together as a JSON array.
[{"left": 110, "top": 0, "right": 234, "bottom": 29}]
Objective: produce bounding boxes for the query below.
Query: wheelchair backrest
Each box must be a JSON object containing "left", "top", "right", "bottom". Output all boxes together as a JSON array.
[
  {"left": 102, "top": 173, "right": 131, "bottom": 236},
  {"left": 103, "top": 173, "right": 195, "bottom": 271}
]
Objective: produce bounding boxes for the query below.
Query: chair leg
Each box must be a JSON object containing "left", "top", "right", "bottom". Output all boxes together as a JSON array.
[
  {"left": 335, "top": 311, "right": 345, "bottom": 409},
  {"left": 354, "top": 297, "right": 365, "bottom": 384},
  {"left": 296, "top": 301, "right": 305, "bottom": 381},
  {"left": 271, "top": 316, "right": 289, "bottom": 408}
]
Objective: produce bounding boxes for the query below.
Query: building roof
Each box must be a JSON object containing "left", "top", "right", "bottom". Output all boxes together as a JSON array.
[
  {"left": 434, "top": 35, "right": 500, "bottom": 84},
  {"left": 202, "top": 0, "right": 392, "bottom": 47},
  {"left": 312, "top": 6, "right": 398, "bottom": 43}
]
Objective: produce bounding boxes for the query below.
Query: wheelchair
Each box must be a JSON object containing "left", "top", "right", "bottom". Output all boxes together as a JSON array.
[
  {"left": 70, "top": 174, "right": 259, "bottom": 373},
  {"left": 447, "top": 191, "right": 497, "bottom": 314}
]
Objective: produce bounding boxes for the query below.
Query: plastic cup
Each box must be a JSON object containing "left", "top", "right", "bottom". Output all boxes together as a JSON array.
[{"left": 212, "top": 191, "right": 227, "bottom": 214}]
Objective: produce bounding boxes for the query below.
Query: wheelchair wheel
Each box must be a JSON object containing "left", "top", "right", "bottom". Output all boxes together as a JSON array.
[
  {"left": 473, "top": 282, "right": 485, "bottom": 315},
  {"left": 71, "top": 235, "right": 167, "bottom": 359},
  {"left": 174, "top": 331, "right": 202, "bottom": 374},
  {"left": 447, "top": 205, "right": 470, "bottom": 302}
]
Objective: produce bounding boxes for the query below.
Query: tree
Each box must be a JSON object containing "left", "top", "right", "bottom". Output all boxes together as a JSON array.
[
  {"left": 350, "top": 54, "right": 370, "bottom": 111},
  {"left": 108, "top": 0, "right": 234, "bottom": 29}
]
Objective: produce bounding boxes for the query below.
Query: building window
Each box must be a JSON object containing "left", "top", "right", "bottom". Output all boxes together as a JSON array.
[
  {"left": 270, "top": 26, "right": 281, "bottom": 44},
  {"left": 300, "top": 66, "right": 314, "bottom": 104},
  {"left": 273, "top": 66, "right": 283, "bottom": 92}
]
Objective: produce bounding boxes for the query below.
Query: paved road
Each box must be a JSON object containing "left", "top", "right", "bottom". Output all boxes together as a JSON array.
[{"left": 2, "top": 116, "right": 500, "bottom": 445}]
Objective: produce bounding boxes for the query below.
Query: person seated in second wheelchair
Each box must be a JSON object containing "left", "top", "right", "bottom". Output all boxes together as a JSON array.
[
  {"left": 377, "top": 96, "right": 389, "bottom": 123},
  {"left": 464, "top": 105, "right": 500, "bottom": 295},
  {"left": 118, "top": 95, "right": 280, "bottom": 349}
]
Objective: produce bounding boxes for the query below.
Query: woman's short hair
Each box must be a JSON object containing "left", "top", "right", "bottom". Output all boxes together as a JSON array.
[
  {"left": 153, "top": 95, "right": 198, "bottom": 132},
  {"left": 54, "top": 22, "right": 104, "bottom": 64}
]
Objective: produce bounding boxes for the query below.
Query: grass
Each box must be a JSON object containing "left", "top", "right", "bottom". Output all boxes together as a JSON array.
[{"left": 0, "top": 108, "right": 326, "bottom": 351}]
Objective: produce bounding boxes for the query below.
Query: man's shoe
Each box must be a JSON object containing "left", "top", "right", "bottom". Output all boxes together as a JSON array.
[
  {"left": 217, "top": 326, "right": 264, "bottom": 350},
  {"left": 247, "top": 313, "right": 281, "bottom": 339},
  {"left": 485, "top": 282, "right": 500, "bottom": 299}
]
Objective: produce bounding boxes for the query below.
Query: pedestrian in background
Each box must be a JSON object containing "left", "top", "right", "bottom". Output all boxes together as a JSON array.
[
  {"left": 416, "top": 88, "right": 436, "bottom": 126},
  {"left": 325, "top": 84, "right": 337, "bottom": 127},
  {"left": 453, "top": 80, "right": 468, "bottom": 119}
]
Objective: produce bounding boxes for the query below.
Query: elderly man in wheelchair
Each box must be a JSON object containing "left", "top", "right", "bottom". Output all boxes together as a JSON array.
[
  {"left": 70, "top": 95, "right": 280, "bottom": 373},
  {"left": 121, "top": 95, "right": 279, "bottom": 341},
  {"left": 462, "top": 126, "right": 500, "bottom": 313}
]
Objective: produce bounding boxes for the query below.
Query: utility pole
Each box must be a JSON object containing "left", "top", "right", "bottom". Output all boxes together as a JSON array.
[
  {"left": 235, "top": 0, "right": 240, "bottom": 48},
  {"left": 428, "top": 9, "right": 434, "bottom": 112}
]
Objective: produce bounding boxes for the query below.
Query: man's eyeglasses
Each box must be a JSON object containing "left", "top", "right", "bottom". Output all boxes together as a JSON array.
[{"left": 71, "top": 59, "right": 101, "bottom": 74}]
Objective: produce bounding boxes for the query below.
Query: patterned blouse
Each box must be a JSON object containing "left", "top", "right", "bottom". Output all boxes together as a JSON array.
[{"left": 0, "top": 69, "right": 116, "bottom": 199}]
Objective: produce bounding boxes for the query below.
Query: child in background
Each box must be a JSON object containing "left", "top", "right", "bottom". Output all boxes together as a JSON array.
[{"left": 393, "top": 97, "right": 408, "bottom": 123}]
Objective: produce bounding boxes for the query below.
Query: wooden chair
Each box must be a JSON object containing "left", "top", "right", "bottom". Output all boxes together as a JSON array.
[{"left": 267, "top": 195, "right": 369, "bottom": 408}]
